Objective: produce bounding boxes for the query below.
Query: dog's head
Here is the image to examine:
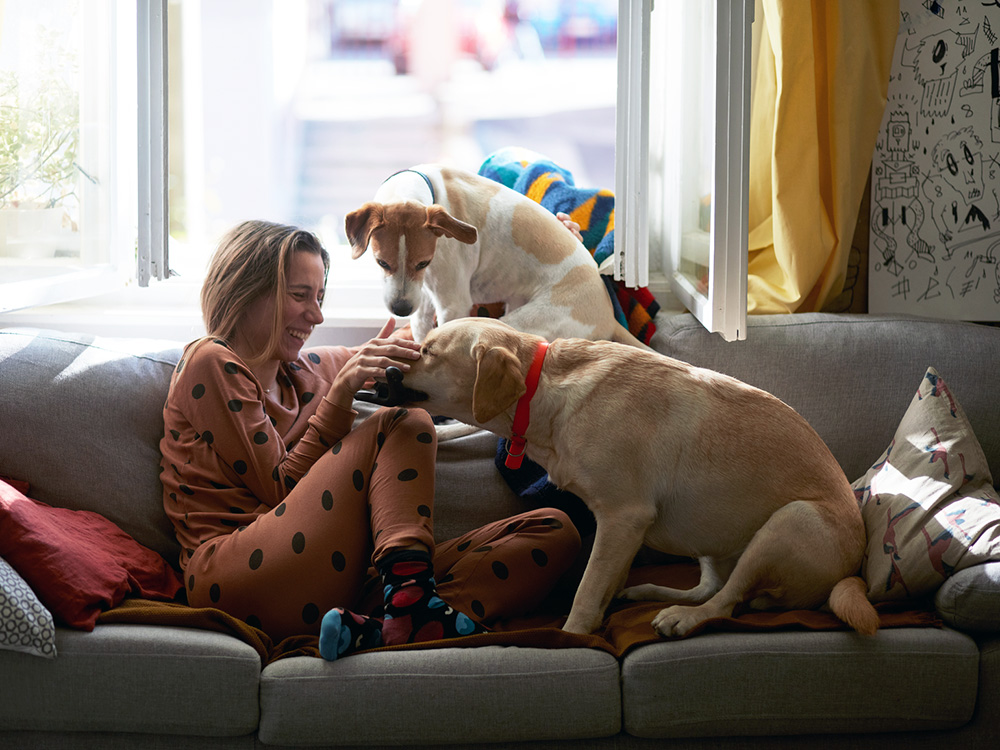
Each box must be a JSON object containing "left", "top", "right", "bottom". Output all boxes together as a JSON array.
[
  {"left": 398, "top": 318, "right": 543, "bottom": 426},
  {"left": 344, "top": 201, "right": 478, "bottom": 318}
]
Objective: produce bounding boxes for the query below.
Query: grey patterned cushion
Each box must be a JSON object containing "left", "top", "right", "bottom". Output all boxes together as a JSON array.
[{"left": 0, "top": 555, "right": 56, "bottom": 659}]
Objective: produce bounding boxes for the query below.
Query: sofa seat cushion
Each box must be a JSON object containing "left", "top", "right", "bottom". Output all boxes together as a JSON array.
[
  {"left": 621, "top": 628, "right": 978, "bottom": 738},
  {"left": 258, "top": 645, "right": 621, "bottom": 746},
  {"left": 0, "top": 623, "right": 260, "bottom": 737}
]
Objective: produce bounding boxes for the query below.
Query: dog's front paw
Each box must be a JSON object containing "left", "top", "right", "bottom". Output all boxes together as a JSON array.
[
  {"left": 562, "top": 611, "right": 602, "bottom": 635},
  {"left": 651, "top": 605, "right": 707, "bottom": 638}
]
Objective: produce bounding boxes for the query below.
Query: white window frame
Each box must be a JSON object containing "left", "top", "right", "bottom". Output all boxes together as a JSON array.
[
  {"left": 137, "top": 0, "right": 169, "bottom": 287},
  {"left": 0, "top": 0, "right": 166, "bottom": 315},
  {"left": 616, "top": 0, "right": 752, "bottom": 341}
]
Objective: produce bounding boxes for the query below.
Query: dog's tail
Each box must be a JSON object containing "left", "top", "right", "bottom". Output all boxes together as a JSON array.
[
  {"left": 610, "top": 322, "right": 655, "bottom": 352},
  {"left": 827, "top": 576, "right": 879, "bottom": 636}
]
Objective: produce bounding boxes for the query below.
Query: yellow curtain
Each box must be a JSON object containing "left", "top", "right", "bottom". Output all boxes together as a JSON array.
[{"left": 747, "top": 0, "right": 899, "bottom": 313}]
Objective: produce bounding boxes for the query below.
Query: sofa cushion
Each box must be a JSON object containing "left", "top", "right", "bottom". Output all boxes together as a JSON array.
[
  {"left": 621, "top": 628, "right": 978, "bottom": 738},
  {"left": 651, "top": 313, "right": 1000, "bottom": 485},
  {"left": 936, "top": 560, "right": 1000, "bottom": 632},
  {"left": 0, "top": 623, "right": 260, "bottom": 736},
  {"left": 851, "top": 367, "right": 1000, "bottom": 602},
  {"left": 258, "top": 645, "right": 621, "bottom": 746},
  {"left": 0, "top": 556, "right": 56, "bottom": 659},
  {"left": 0, "top": 328, "right": 184, "bottom": 562},
  {"left": 0, "top": 479, "right": 182, "bottom": 630}
]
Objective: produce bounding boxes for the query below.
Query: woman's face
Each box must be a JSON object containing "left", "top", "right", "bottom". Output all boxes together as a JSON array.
[{"left": 235, "top": 249, "right": 326, "bottom": 363}]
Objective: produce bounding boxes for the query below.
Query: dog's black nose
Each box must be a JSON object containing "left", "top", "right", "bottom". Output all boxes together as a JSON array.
[
  {"left": 356, "top": 366, "right": 428, "bottom": 407},
  {"left": 390, "top": 300, "right": 413, "bottom": 317}
]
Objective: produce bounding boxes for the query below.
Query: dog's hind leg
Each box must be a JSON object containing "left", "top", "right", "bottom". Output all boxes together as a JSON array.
[
  {"left": 650, "top": 501, "right": 854, "bottom": 637},
  {"left": 619, "top": 556, "right": 729, "bottom": 605}
]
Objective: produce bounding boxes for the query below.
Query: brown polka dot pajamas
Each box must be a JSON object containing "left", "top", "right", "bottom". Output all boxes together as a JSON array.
[{"left": 160, "top": 338, "right": 580, "bottom": 642}]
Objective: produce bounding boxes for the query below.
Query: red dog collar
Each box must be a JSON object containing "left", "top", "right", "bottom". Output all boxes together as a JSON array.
[{"left": 504, "top": 341, "right": 549, "bottom": 469}]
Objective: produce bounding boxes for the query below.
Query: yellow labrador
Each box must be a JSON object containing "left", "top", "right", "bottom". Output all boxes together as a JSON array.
[{"left": 397, "top": 318, "right": 878, "bottom": 638}]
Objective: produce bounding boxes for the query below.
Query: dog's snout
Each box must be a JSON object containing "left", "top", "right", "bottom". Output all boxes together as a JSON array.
[{"left": 391, "top": 300, "right": 414, "bottom": 317}]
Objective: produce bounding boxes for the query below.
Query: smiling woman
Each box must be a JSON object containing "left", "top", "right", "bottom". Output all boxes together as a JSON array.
[{"left": 157, "top": 217, "right": 582, "bottom": 654}]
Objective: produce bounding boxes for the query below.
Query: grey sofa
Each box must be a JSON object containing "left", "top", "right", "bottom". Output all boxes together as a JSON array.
[{"left": 1, "top": 312, "right": 999, "bottom": 749}]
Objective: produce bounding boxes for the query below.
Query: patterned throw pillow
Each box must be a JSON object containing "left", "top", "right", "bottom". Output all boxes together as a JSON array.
[
  {"left": 0, "top": 555, "right": 56, "bottom": 659},
  {"left": 852, "top": 367, "right": 1000, "bottom": 602}
]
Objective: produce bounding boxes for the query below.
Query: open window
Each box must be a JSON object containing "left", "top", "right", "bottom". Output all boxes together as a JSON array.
[
  {"left": 0, "top": 0, "right": 166, "bottom": 314},
  {"left": 615, "top": 0, "right": 753, "bottom": 341}
]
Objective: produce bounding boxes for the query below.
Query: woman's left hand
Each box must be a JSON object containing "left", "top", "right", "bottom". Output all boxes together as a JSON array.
[
  {"left": 328, "top": 319, "right": 421, "bottom": 408},
  {"left": 556, "top": 212, "right": 584, "bottom": 243}
]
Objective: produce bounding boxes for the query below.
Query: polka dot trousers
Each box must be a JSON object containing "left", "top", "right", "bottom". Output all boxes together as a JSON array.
[{"left": 185, "top": 407, "right": 581, "bottom": 641}]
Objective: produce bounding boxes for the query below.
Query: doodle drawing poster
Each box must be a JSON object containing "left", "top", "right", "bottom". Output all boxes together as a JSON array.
[{"left": 870, "top": 0, "right": 1000, "bottom": 320}]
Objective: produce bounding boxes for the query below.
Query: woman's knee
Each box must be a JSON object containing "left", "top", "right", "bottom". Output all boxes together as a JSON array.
[
  {"left": 536, "top": 508, "right": 582, "bottom": 563},
  {"left": 376, "top": 406, "right": 436, "bottom": 440}
]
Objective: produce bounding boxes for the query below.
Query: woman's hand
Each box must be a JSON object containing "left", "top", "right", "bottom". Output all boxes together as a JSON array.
[
  {"left": 556, "top": 212, "right": 584, "bottom": 243},
  {"left": 329, "top": 319, "right": 421, "bottom": 408}
]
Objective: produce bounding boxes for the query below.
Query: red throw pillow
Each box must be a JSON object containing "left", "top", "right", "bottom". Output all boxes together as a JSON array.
[{"left": 0, "top": 479, "right": 182, "bottom": 630}]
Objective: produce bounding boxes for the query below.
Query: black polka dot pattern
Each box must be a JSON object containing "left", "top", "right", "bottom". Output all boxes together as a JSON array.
[
  {"left": 167, "top": 386, "right": 580, "bottom": 643},
  {"left": 331, "top": 551, "right": 346, "bottom": 571}
]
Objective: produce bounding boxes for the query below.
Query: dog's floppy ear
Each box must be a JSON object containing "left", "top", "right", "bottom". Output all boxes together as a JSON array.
[
  {"left": 345, "top": 203, "right": 382, "bottom": 259},
  {"left": 425, "top": 205, "right": 478, "bottom": 245},
  {"left": 471, "top": 343, "right": 526, "bottom": 423}
]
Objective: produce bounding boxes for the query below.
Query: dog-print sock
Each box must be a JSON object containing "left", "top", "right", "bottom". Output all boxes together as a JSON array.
[
  {"left": 378, "top": 549, "right": 487, "bottom": 645},
  {"left": 318, "top": 607, "right": 383, "bottom": 661}
]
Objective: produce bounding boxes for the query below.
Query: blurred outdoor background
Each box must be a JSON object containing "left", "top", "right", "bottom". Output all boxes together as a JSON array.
[{"left": 169, "top": 0, "right": 618, "bottom": 282}]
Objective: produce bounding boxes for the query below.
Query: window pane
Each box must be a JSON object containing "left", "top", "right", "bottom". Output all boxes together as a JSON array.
[
  {"left": 644, "top": 0, "right": 750, "bottom": 341},
  {"left": 0, "top": 0, "right": 132, "bottom": 313}
]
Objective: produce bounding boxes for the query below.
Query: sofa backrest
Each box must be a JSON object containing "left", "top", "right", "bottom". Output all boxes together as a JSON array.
[
  {"left": 0, "top": 328, "right": 526, "bottom": 564},
  {"left": 4, "top": 314, "right": 998, "bottom": 569},
  {"left": 0, "top": 328, "right": 183, "bottom": 561},
  {"left": 651, "top": 313, "right": 1000, "bottom": 486}
]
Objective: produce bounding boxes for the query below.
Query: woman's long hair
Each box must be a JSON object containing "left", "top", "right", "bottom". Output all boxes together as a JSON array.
[{"left": 200, "top": 220, "right": 329, "bottom": 366}]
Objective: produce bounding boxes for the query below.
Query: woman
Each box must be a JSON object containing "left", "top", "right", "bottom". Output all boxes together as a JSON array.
[{"left": 159, "top": 220, "right": 581, "bottom": 659}]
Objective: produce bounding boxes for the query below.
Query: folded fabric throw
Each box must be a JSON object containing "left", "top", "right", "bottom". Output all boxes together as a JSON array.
[{"left": 478, "top": 146, "right": 660, "bottom": 344}]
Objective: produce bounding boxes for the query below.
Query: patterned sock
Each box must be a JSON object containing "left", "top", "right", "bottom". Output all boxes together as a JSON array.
[
  {"left": 378, "top": 549, "right": 487, "bottom": 646},
  {"left": 318, "top": 607, "right": 383, "bottom": 661}
]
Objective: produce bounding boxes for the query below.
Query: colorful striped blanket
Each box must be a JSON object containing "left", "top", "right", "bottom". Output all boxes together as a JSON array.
[{"left": 478, "top": 147, "right": 659, "bottom": 344}]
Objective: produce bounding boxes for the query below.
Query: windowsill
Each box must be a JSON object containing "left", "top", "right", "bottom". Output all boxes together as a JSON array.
[{"left": 1, "top": 268, "right": 681, "bottom": 347}]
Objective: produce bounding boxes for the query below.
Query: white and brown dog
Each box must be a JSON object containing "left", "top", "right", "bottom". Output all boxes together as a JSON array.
[
  {"left": 396, "top": 317, "right": 879, "bottom": 638},
  {"left": 345, "top": 164, "right": 648, "bottom": 348}
]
